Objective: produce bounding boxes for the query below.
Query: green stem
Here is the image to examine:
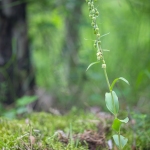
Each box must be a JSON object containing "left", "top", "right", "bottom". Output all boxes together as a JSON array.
[
  {"left": 118, "top": 131, "right": 122, "bottom": 150},
  {"left": 104, "top": 67, "right": 122, "bottom": 150},
  {"left": 103, "top": 68, "right": 111, "bottom": 90}
]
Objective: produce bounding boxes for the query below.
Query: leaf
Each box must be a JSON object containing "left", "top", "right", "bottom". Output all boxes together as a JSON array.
[
  {"left": 110, "top": 77, "right": 129, "bottom": 90},
  {"left": 113, "top": 134, "right": 128, "bottom": 149},
  {"left": 112, "top": 117, "right": 129, "bottom": 132},
  {"left": 112, "top": 118, "right": 122, "bottom": 132},
  {"left": 100, "top": 32, "right": 110, "bottom": 38},
  {"left": 105, "top": 91, "right": 119, "bottom": 116},
  {"left": 119, "top": 117, "right": 129, "bottom": 123},
  {"left": 16, "top": 107, "right": 27, "bottom": 114},
  {"left": 86, "top": 61, "right": 100, "bottom": 71},
  {"left": 16, "top": 96, "right": 38, "bottom": 107},
  {"left": 119, "top": 77, "right": 129, "bottom": 85}
]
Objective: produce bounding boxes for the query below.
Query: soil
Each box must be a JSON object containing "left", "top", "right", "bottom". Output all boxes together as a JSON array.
[{"left": 57, "top": 112, "right": 112, "bottom": 150}]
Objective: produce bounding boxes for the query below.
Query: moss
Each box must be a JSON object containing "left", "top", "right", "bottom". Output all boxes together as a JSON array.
[
  {"left": 2, "top": 109, "right": 149, "bottom": 149},
  {"left": 0, "top": 109, "right": 98, "bottom": 150}
]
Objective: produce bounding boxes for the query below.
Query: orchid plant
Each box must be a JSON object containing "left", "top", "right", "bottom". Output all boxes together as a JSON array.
[{"left": 85, "top": 0, "right": 129, "bottom": 149}]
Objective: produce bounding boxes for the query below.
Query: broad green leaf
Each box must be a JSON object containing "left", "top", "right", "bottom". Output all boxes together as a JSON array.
[
  {"left": 16, "top": 107, "right": 27, "bottom": 114},
  {"left": 112, "top": 118, "right": 122, "bottom": 132},
  {"left": 110, "top": 77, "right": 129, "bottom": 90},
  {"left": 112, "top": 117, "right": 129, "bottom": 132},
  {"left": 105, "top": 91, "right": 119, "bottom": 116},
  {"left": 16, "top": 96, "right": 38, "bottom": 107},
  {"left": 86, "top": 61, "right": 100, "bottom": 71},
  {"left": 113, "top": 134, "right": 128, "bottom": 149}
]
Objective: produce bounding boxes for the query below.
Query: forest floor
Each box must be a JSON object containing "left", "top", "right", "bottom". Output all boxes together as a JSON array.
[{"left": 0, "top": 108, "right": 149, "bottom": 150}]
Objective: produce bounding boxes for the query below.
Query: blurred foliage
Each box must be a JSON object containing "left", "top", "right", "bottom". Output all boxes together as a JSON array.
[
  {"left": 26, "top": 0, "right": 150, "bottom": 112},
  {"left": 1, "top": 96, "right": 37, "bottom": 119},
  {"left": 131, "top": 112, "right": 150, "bottom": 149}
]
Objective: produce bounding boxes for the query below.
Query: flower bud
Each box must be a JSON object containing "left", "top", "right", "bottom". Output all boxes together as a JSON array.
[
  {"left": 88, "top": 2, "right": 91, "bottom": 6},
  {"left": 97, "top": 40, "right": 101, "bottom": 46},
  {"left": 97, "top": 51, "right": 102, "bottom": 56},
  {"left": 95, "top": 27, "right": 99, "bottom": 32},
  {"left": 92, "top": 9, "right": 95, "bottom": 13},
  {"left": 102, "top": 64, "right": 106, "bottom": 68},
  {"left": 97, "top": 56, "right": 101, "bottom": 60},
  {"left": 91, "top": 2, "right": 94, "bottom": 8},
  {"left": 95, "top": 11, "right": 99, "bottom": 16},
  {"left": 92, "top": 17, "right": 96, "bottom": 21},
  {"left": 94, "top": 30, "right": 97, "bottom": 34},
  {"left": 91, "top": 22, "right": 95, "bottom": 27},
  {"left": 97, "top": 33, "right": 100, "bottom": 38}
]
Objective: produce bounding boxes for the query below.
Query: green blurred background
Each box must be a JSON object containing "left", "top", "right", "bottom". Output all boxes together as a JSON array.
[
  {"left": 1, "top": 0, "right": 150, "bottom": 114},
  {"left": 28, "top": 0, "right": 150, "bottom": 113}
]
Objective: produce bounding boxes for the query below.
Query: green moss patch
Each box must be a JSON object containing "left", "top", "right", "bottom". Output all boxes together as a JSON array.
[{"left": 0, "top": 109, "right": 107, "bottom": 150}]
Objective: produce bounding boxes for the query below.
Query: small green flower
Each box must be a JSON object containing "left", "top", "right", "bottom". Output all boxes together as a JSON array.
[
  {"left": 92, "top": 16, "right": 96, "bottom": 21},
  {"left": 88, "top": 2, "right": 91, "bottom": 6},
  {"left": 102, "top": 64, "right": 106, "bottom": 68},
  {"left": 95, "top": 27, "right": 99, "bottom": 32},
  {"left": 97, "top": 33, "right": 100, "bottom": 38}
]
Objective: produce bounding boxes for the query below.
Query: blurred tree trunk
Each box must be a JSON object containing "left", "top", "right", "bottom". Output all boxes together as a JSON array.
[
  {"left": 63, "top": 1, "right": 86, "bottom": 105},
  {"left": 0, "top": 0, "right": 34, "bottom": 104}
]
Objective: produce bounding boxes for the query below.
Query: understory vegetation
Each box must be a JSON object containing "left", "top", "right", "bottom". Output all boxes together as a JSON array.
[
  {"left": 28, "top": 0, "right": 150, "bottom": 112},
  {"left": 0, "top": 0, "right": 150, "bottom": 149},
  {"left": 1, "top": 109, "right": 150, "bottom": 149}
]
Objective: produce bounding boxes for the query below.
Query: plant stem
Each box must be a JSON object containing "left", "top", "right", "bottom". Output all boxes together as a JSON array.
[
  {"left": 103, "top": 68, "right": 111, "bottom": 90},
  {"left": 103, "top": 67, "right": 122, "bottom": 149},
  {"left": 118, "top": 131, "right": 122, "bottom": 150}
]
